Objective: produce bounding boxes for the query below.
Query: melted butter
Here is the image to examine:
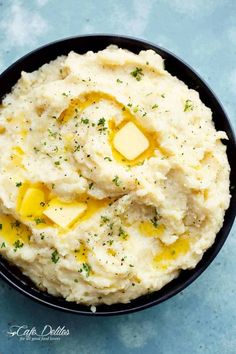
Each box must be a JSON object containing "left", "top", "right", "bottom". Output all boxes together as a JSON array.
[
  {"left": 13, "top": 146, "right": 24, "bottom": 155},
  {"left": 74, "top": 241, "right": 88, "bottom": 262},
  {"left": 0, "top": 125, "right": 6, "bottom": 134},
  {"left": 58, "top": 91, "right": 169, "bottom": 166},
  {"left": 191, "top": 188, "right": 209, "bottom": 201},
  {"left": 191, "top": 165, "right": 201, "bottom": 170},
  {"left": 0, "top": 214, "right": 31, "bottom": 246},
  {"left": 11, "top": 146, "right": 24, "bottom": 166},
  {"left": 17, "top": 182, "right": 52, "bottom": 212},
  {"left": 153, "top": 234, "right": 190, "bottom": 269},
  {"left": 74, "top": 195, "right": 113, "bottom": 226},
  {"left": 139, "top": 221, "right": 165, "bottom": 237},
  {"left": 58, "top": 92, "right": 112, "bottom": 123},
  {"left": 132, "top": 275, "right": 141, "bottom": 284},
  {"left": 204, "top": 189, "right": 209, "bottom": 200},
  {"left": 17, "top": 182, "right": 54, "bottom": 227},
  {"left": 191, "top": 152, "right": 213, "bottom": 171},
  {"left": 201, "top": 151, "right": 213, "bottom": 163},
  {"left": 63, "top": 133, "right": 74, "bottom": 152},
  {"left": 17, "top": 183, "right": 112, "bottom": 229},
  {"left": 107, "top": 248, "right": 116, "bottom": 257},
  {"left": 20, "top": 129, "right": 28, "bottom": 139},
  {"left": 16, "top": 182, "right": 30, "bottom": 211}
]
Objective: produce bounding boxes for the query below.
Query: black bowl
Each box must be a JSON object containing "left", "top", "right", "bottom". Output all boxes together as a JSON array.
[{"left": 0, "top": 35, "right": 235, "bottom": 315}]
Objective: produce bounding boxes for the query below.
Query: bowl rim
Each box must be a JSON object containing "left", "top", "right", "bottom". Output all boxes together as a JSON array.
[{"left": 0, "top": 33, "right": 235, "bottom": 316}]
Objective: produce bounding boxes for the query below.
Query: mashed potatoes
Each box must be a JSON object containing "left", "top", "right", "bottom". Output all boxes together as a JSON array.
[{"left": 0, "top": 46, "right": 230, "bottom": 305}]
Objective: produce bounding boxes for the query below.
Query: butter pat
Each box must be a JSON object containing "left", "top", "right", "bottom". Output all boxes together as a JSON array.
[
  {"left": 113, "top": 122, "right": 149, "bottom": 160},
  {"left": 20, "top": 187, "right": 45, "bottom": 217},
  {"left": 43, "top": 198, "right": 87, "bottom": 228}
]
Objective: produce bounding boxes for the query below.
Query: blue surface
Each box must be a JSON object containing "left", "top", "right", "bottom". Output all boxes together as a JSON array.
[{"left": 0, "top": 1, "right": 235, "bottom": 353}]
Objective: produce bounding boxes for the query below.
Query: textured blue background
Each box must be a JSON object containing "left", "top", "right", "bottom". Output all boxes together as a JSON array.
[{"left": 0, "top": 1, "right": 235, "bottom": 353}]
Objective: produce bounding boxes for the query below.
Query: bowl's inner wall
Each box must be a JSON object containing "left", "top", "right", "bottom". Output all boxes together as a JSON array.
[{"left": 0, "top": 35, "right": 235, "bottom": 315}]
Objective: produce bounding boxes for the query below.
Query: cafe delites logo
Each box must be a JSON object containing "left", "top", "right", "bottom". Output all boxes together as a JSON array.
[{"left": 5, "top": 324, "right": 70, "bottom": 341}]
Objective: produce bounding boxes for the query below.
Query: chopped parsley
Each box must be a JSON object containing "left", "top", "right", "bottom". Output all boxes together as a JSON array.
[
  {"left": 40, "top": 232, "right": 45, "bottom": 240},
  {"left": 130, "top": 67, "right": 144, "bottom": 81},
  {"left": 150, "top": 215, "right": 159, "bottom": 228},
  {"left": 152, "top": 104, "right": 159, "bottom": 109},
  {"left": 51, "top": 250, "right": 60, "bottom": 263},
  {"left": 48, "top": 129, "right": 57, "bottom": 138},
  {"left": 13, "top": 239, "right": 24, "bottom": 252},
  {"left": 112, "top": 175, "right": 121, "bottom": 186},
  {"left": 0, "top": 224, "right": 2, "bottom": 230},
  {"left": 100, "top": 215, "right": 110, "bottom": 226},
  {"left": 54, "top": 161, "right": 60, "bottom": 166},
  {"left": 116, "top": 78, "right": 123, "bottom": 83},
  {"left": 34, "top": 218, "right": 46, "bottom": 225},
  {"left": 118, "top": 227, "right": 128, "bottom": 240},
  {"left": 98, "top": 117, "right": 105, "bottom": 126},
  {"left": 184, "top": 99, "right": 194, "bottom": 112},
  {"left": 1, "top": 241, "right": 6, "bottom": 248},
  {"left": 74, "top": 144, "right": 80, "bottom": 152},
  {"left": 88, "top": 182, "right": 94, "bottom": 190},
  {"left": 79, "top": 262, "right": 91, "bottom": 277},
  {"left": 104, "top": 156, "right": 112, "bottom": 162},
  {"left": 97, "top": 117, "right": 107, "bottom": 132},
  {"left": 16, "top": 182, "right": 22, "bottom": 187},
  {"left": 81, "top": 118, "right": 90, "bottom": 124}
]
